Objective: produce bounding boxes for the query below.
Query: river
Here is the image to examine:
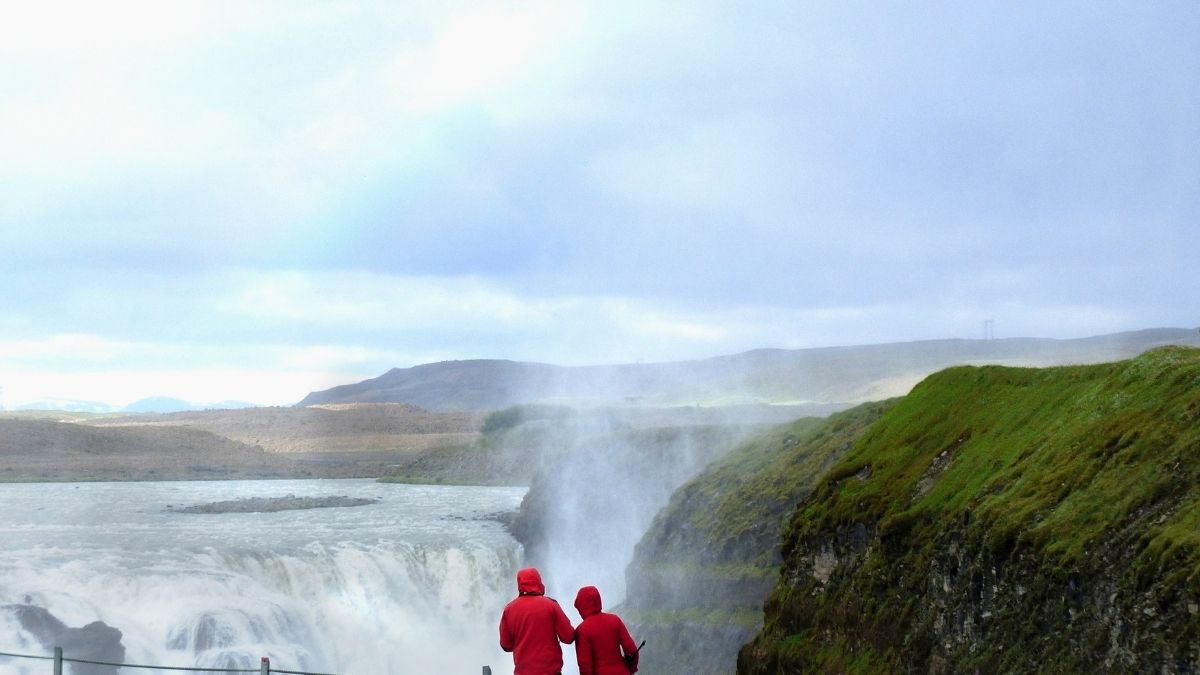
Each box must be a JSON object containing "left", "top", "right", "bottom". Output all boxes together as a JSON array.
[{"left": 0, "top": 479, "right": 526, "bottom": 674}]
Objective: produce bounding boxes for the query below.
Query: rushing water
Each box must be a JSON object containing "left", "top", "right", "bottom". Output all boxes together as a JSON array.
[{"left": 0, "top": 479, "right": 526, "bottom": 674}]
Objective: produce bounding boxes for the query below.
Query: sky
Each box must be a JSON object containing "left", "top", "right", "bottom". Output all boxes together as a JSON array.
[{"left": 0, "top": 1, "right": 1197, "bottom": 409}]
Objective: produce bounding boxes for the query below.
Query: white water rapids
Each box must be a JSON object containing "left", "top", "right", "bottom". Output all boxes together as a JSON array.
[{"left": 0, "top": 479, "right": 526, "bottom": 674}]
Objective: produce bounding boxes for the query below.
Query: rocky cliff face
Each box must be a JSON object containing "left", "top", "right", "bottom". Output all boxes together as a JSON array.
[
  {"left": 739, "top": 347, "right": 1200, "bottom": 673},
  {"left": 619, "top": 402, "right": 893, "bottom": 674}
]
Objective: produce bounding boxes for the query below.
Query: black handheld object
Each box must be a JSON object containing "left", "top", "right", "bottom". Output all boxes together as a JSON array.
[{"left": 623, "top": 640, "right": 647, "bottom": 673}]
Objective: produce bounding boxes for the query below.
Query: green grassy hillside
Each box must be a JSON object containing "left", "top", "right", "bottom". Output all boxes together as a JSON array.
[{"left": 739, "top": 347, "right": 1200, "bottom": 673}]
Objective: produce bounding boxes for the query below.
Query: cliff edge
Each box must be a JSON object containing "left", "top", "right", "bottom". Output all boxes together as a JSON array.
[{"left": 739, "top": 347, "right": 1200, "bottom": 673}]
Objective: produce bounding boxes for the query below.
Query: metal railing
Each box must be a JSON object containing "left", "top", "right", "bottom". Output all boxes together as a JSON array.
[
  {"left": 0, "top": 647, "right": 339, "bottom": 674},
  {"left": 2, "top": 646, "right": 498, "bottom": 674}
]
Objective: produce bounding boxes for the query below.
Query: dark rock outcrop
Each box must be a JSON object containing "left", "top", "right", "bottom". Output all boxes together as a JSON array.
[
  {"left": 170, "top": 494, "right": 380, "bottom": 514},
  {"left": 4, "top": 604, "right": 125, "bottom": 675}
]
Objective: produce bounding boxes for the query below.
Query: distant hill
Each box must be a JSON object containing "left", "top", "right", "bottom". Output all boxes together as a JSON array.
[
  {"left": 121, "top": 397, "right": 258, "bottom": 413},
  {"left": 9, "top": 397, "right": 259, "bottom": 414},
  {"left": 297, "top": 328, "right": 1200, "bottom": 411},
  {"left": 14, "top": 398, "right": 116, "bottom": 413},
  {"left": 2, "top": 403, "right": 483, "bottom": 481},
  {"left": 85, "top": 403, "right": 482, "bottom": 454},
  {"left": 0, "top": 418, "right": 299, "bottom": 481}
]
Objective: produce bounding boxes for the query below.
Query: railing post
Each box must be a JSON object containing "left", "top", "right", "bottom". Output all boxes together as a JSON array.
[
  {"left": 260, "top": 656, "right": 270, "bottom": 674},
  {"left": 53, "top": 647, "right": 63, "bottom": 675},
  {"left": 483, "top": 667, "right": 492, "bottom": 675}
]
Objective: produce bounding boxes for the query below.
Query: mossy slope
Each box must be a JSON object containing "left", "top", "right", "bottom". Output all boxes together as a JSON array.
[
  {"left": 622, "top": 401, "right": 894, "bottom": 674},
  {"left": 739, "top": 347, "right": 1200, "bottom": 674}
]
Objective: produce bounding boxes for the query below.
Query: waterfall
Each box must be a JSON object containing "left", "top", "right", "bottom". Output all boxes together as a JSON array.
[{"left": 0, "top": 480, "right": 525, "bottom": 674}]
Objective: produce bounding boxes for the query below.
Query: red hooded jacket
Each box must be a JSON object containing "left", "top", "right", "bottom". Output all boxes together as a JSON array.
[
  {"left": 573, "top": 586, "right": 639, "bottom": 675},
  {"left": 499, "top": 568, "right": 575, "bottom": 675}
]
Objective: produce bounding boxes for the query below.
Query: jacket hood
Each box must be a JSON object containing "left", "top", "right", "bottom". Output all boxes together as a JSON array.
[
  {"left": 516, "top": 567, "right": 545, "bottom": 596},
  {"left": 574, "top": 585, "right": 602, "bottom": 618}
]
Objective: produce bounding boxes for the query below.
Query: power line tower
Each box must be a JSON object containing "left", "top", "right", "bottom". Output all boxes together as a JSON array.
[{"left": 983, "top": 319, "right": 995, "bottom": 341}]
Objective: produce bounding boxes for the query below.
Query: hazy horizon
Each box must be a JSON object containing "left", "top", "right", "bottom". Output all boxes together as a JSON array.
[
  {"left": 2, "top": 2, "right": 1196, "bottom": 408},
  {"left": 6, "top": 325, "right": 1197, "bottom": 412}
]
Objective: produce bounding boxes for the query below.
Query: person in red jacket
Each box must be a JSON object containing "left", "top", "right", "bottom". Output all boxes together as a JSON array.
[
  {"left": 573, "top": 585, "right": 639, "bottom": 675},
  {"left": 499, "top": 567, "right": 575, "bottom": 675}
]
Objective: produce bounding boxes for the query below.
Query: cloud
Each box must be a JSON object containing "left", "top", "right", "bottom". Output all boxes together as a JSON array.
[
  {"left": 218, "top": 270, "right": 557, "bottom": 329},
  {"left": 385, "top": 3, "right": 582, "bottom": 113},
  {"left": 0, "top": 2, "right": 1196, "bottom": 406},
  {"left": 0, "top": 334, "right": 149, "bottom": 364},
  {"left": 587, "top": 114, "right": 789, "bottom": 219},
  {"left": 0, "top": 2, "right": 213, "bottom": 55}
]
